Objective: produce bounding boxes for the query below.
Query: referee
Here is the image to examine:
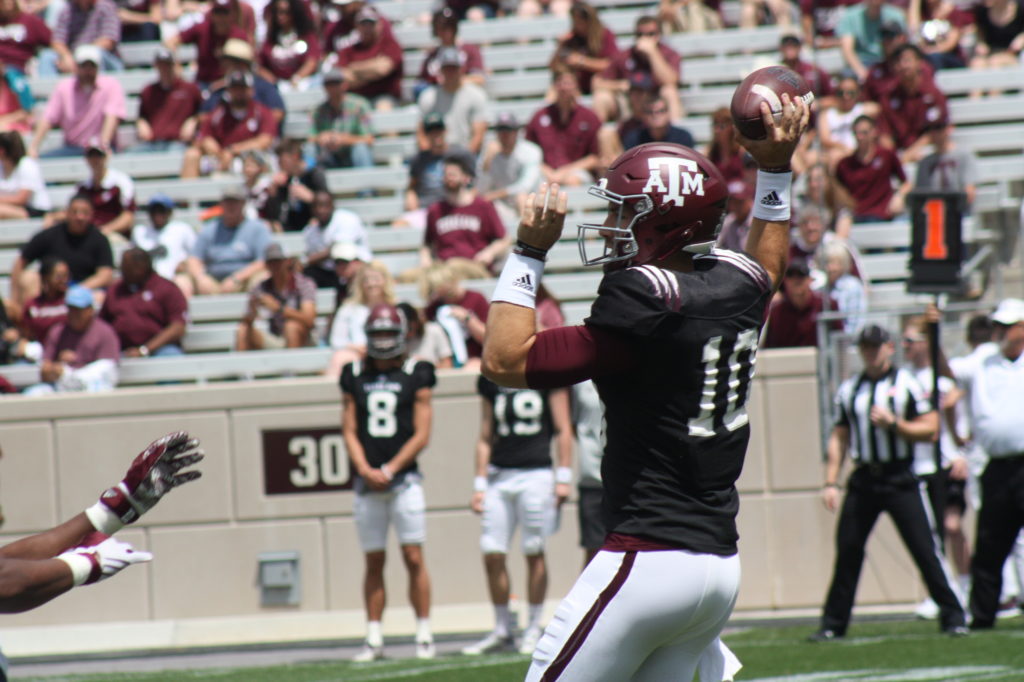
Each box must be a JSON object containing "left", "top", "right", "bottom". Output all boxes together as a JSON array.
[
  {"left": 810, "top": 324, "right": 967, "bottom": 641},
  {"left": 949, "top": 299, "right": 1024, "bottom": 629}
]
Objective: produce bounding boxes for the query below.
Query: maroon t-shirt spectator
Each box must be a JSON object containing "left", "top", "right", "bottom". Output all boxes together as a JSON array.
[
  {"left": 322, "top": 8, "right": 393, "bottom": 53},
  {"left": 337, "top": 33, "right": 404, "bottom": 99},
  {"left": 763, "top": 290, "right": 829, "bottom": 348},
  {"left": 258, "top": 30, "right": 322, "bottom": 81},
  {"left": 0, "top": 11, "right": 52, "bottom": 72},
  {"left": 525, "top": 102, "right": 601, "bottom": 170},
  {"left": 22, "top": 294, "right": 67, "bottom": 342},
  {"left": 862, "top": 58, "right": 935, "bottom": 102},
  {"left": 199, "top": 99, "right": 277, "bottom": 146},
  {"left": 799, "top": 0, "right": 857, "bottom": 39},
  {"left": 601, "top": 44, "right": 681, "bottom": 88},
  {"left": 836, "top": 147, "right": 906, "bottom": 220},
  {"left": 178, "top": 20, "right": 249, "bottom": 83},
  {"left": 99, "top": 272, "right": 188, "bottom": 349},
  {"left": 555, "top": 27, "right": 619, "bottom": 94},
  {"left": 43, "top": 318, "right": 120, "bottom": 368},
  {"left": 138, "top": 77, "right": 202, "bottom": 142},
  {"left": 419, "top": 42, "right": 485, "bottom": 85},
  {"left": 879, "top": 81, "right": 948, "bottom": 150},
  {"left": 709, "top": 147, "right": 746, "bottom": 184},
  {"left": 425, "top": 196, "right": 505, "bottom": 262},
  {"left": 425, "top": 288, "right": 489, "bottom": 358},
  {"left": 75, "top": 169, "right": 136, "bottom": 228}
]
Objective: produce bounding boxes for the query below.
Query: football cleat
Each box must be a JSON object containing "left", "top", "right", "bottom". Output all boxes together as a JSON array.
[
  {"left": 415, "top": 639, "right": 436, "bottom": 660},
  {"left": 351, "top": 643, "right": 384, "bottom": 662},
  {"left": 914, "top": 597, "right": 939, "bottom": 620},
  {"left": 462, "top": 631, "right": 515, "bottom": 655},
  {"left": 806, "top": 629, "right": 843, "bottom": 643}
]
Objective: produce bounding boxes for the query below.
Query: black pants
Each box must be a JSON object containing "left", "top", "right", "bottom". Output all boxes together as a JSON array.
[
  {"left": 821, "top": 466, "right": 965, "bottom": 634},
  {"left": 969, "top": 455, "right": 1024, "bottom": 628},
  {"left": 921, "top": 468, "right": 950, "bottom": 543}
]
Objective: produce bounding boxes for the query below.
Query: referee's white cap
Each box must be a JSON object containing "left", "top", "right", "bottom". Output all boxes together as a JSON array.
[{"left": 992, "top": 298, "right": 1024, "bottom": 326}]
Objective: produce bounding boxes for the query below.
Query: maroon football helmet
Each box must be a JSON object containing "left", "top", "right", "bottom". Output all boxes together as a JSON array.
[
  {"left": 364, "top": 303, "right": 408, "bottom": 359},
  {"left": 578, "top": 142, "right": 729, "bottom": 268}
]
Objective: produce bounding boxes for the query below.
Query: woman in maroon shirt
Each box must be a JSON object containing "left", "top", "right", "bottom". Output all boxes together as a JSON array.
[
  {"left": 257, "top": 0, "right": 321, "bottom": 90},
  {"left": 705, "top": 107, "right": 747, "bottom": 184},
  {"left": 20, "top": 257, "right": 69, "bottom": 343},
  {"left": 549, "top": 2, "right": 619, "bottom": 95}
]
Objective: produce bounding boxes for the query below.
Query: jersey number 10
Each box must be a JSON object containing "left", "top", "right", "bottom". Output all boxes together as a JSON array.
[{"left": 687, "top": 329, "right": 758, "bottom": 438}]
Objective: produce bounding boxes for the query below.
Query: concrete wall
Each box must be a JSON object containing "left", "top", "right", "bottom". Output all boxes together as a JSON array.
[{"left": 0, "top": 348, "right": 933, "bottom": 630}]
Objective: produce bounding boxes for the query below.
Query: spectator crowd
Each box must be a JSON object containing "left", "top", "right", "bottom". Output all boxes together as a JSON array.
[{"left": 0, "top": 0, "right": 1016, "bottom": 394}]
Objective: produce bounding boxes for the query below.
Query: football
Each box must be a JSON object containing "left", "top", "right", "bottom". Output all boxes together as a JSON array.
[{"left": 730, "top": 65, "right": 814, "bottom": 140}]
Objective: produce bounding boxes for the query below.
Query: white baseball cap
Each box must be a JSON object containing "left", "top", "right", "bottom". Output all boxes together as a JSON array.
[
  {"left": 991, "top": 298, "right": 1024, "bottom": 325},
  {"left": 74, "top": 44, "right": 102, "bottom": 66}
]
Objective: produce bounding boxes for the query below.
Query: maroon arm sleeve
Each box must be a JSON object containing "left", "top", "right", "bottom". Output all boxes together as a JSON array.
[{"left": 524, "top": 324, "right": 638, "bottom": 389}]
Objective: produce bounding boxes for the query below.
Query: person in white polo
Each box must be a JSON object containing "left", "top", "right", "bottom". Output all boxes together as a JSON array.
[{"left": 949, "top": 298, "right": 1024, "bottom": 629}]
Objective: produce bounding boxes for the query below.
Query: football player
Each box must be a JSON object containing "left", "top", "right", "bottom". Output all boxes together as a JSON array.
[
  {"left": 0, "top": 432, "right": 203, "bottom": 613},
  {"left": 341, "top": 303, "right": 437, "bottom": 662},
  {"left": 481, "top": 95, "right": 809, "bottom": 681},
  {"left": 462, "top": 377, "right": 573, "bottom": 656}
]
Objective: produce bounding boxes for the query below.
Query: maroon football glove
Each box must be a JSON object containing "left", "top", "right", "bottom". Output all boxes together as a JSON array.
[{"left": 85, "top": 431, "right": 204, "bottom": 534}]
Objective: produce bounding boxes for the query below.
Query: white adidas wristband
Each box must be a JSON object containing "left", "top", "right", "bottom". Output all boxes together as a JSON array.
[
  {"left": 491, "top": 252, "right": 544, "bottom": 309},
  {"left": 751, "top": 170, "right": 793, "bottom": 222}
]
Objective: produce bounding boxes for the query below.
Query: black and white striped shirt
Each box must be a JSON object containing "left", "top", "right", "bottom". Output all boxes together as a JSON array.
[{"left": 835, "top": 366, "right": 932, "bottom": 465}]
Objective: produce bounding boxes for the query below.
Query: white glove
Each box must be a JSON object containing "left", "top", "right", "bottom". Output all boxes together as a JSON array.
[{"left": 57, "top": 535, "right": 154, "bottom": 586}]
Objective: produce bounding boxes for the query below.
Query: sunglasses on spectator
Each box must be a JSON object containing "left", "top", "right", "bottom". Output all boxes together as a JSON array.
[
  {"left": 645, "top": 107, "right": 669, "bottom": 115},
  {"left": 838, "top": 88, "right": 858, "bottom": 96},
  {"left": 902, "top": 335, "right": 926, "bottom": 344},
  {"left": 636, "top": 30, "right": 659, "bottom": 37}
]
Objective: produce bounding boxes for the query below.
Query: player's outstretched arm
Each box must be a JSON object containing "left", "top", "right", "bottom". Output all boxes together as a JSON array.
[
  {"left": 482, "top": 183, "right": 568, "bottom": 388},
  {"left": 737, "top": 94, "right": 810, "bottom": 290}
]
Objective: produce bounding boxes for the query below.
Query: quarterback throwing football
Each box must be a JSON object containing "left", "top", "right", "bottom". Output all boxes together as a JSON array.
[{"left": 482, "top": 96, "right": 809, "bottom": 681}]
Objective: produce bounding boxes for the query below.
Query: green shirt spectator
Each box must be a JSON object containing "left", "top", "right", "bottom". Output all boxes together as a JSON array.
[
  {"left": 837, "top": 2, "right": 906, "bottom": 79},
  {"left": 311, "top": 70, "right": 375, "bottom": 169}
]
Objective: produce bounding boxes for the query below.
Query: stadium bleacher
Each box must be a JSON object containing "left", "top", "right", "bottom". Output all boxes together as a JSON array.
[{"left": 1, "top": 6, "right": 1022, "bottom": 391}]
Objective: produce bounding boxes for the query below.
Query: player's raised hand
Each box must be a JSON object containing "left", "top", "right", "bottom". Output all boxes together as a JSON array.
[
  {"left": 58, "top": 534, "right": 154, "bottom": 586},
  {"left": 518, "top": 182, "right": 569, "bottom": 253},
  {"left": 86, "top": 432, "right": 204, "bottom": 535},
  {"left": 735, "top": 94, "right": 809, "bottom": 170}
]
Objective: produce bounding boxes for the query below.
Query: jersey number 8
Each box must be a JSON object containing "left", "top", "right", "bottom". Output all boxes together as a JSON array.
[
  {"left": 494, "top": 391, "right": 543, "bottom": 437},
  {"left": 367, "top": 390, "right": 398, "bottom": 438}
]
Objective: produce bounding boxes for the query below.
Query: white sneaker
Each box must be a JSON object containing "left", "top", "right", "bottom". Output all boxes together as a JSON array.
[
  {"left": 351, "top": 643, "right": 383, "bottom": 662},
  {"left": 915, "top": 597, "right": 939, "bottom": 620},
  {"left": 462, "top": 631, "right": 514, "bottom": 655},
  {"left": 519, "top": 626, "right": 543, "bottom": 655},
  {"left": 416, "top": 639, "right": 436, "bottom": 659}
]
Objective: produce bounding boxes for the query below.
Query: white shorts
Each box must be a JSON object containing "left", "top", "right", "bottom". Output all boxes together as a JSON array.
[
  {"left": 525, "top": 549, "right": 743, "bottom": 682},
  {"left": 481, "top": 467, "right": 559, "bottom": 556},
  {"left": 354, "top": 475, "right": 427, "bottom": 552}
]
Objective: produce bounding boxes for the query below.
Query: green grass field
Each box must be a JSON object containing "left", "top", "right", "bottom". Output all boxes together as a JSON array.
[{"left": 19, "top": 617, "right": 1024, "bottom": 682}]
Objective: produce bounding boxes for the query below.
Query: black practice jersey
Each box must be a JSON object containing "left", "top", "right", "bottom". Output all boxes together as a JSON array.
[
  {"left": 340, "top": 358, "right": 436, "bottom": 475},
  {"left": 478, "top": 375, "right": 555, "bottom": 470},
  {"left": 584, "top": 249, "right": 772, "bottom": 555}
]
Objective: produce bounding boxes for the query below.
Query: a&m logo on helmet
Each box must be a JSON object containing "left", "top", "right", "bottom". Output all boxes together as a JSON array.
[{"left": 642, "top": 157, "right": 705, "bottom": 208}]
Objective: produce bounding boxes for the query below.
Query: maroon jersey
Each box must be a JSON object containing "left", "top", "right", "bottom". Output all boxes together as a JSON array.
[
  {"left": 708, "top": 147, "right": 746, "bottom": 184},
  {"left": 424, "top": 195, "right": 505, "bottom": 262},
  {"left": 879, "top": 81, "right": 948, "bottom": 150},
  {"left": 800, "top": 0, "right": 857, "bottom": 38},
  {"left": 0, "top": 11, "right": 51, "bottom": 72},
  {"left": 22, "top": 293, "right": 67, "bottom": 342},
  {"left": 525, "top": 102, "right": 601, "bottom": 170},
  {"left": 419, "top": 42, "right": 484, "bottom": 85},
  {"left": 425, "top": 289, "right": 488, "bottom": 358},
  {"left": 336, "top": 33, "right": 403, "bottom": 99},
  {"left": 99, "top": 272, "right": 188, "bottom": 348},
  {"left": 601, "top": 43, "right": 681, "bottom": 87},
  {"left": 258, "top": 30, "right": 321, "bottom": 81},
  {"left": 199, "top": 99, "right": 277, "bottom": 147},
  {"left": 178, "top": 20, "right": 249, "bottom": 83},
  {"left": 583, "top": 252, "right": 772, "bottom": 554},
  {"left": 323, "top": 8, "right": 393, "bottom": 53},
  {"left": 788, "top": 58, "right": 834, "bottom": 98},
  {"left": 43, "top": 318, "right": 120, "bottom": 367},
  {"left": 836, "top": 147, "right": 906, "bottom": 220},
  {"left": 75, "top": 168, "right": 136, "bottom": 227},
  {"left": 138, "top": 77, "right": 202, "bottom": 142},
  {"left": 862, "top": 59, "right": 935, "bottom": 102}
]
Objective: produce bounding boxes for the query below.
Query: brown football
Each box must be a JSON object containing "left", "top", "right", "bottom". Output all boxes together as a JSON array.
[{"left": 730, "top": 65, "right": 814, "bottom": 140}]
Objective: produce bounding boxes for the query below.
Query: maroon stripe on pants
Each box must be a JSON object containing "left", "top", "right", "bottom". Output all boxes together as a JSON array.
[{"left": 540, "top": 550, "right": 637, "bottom": 682}]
